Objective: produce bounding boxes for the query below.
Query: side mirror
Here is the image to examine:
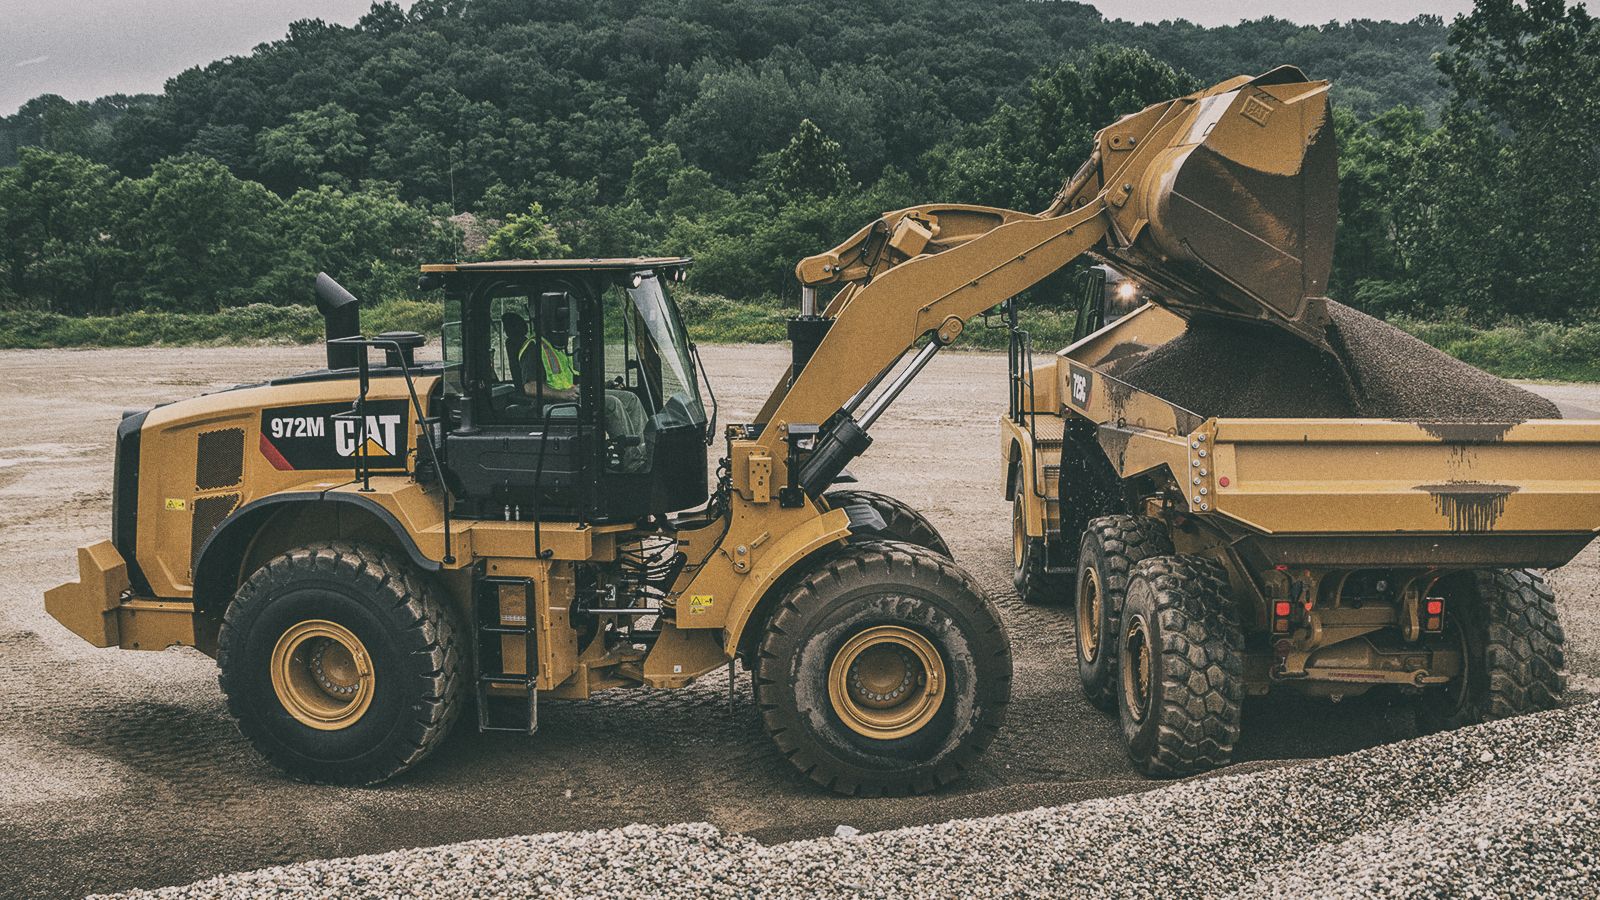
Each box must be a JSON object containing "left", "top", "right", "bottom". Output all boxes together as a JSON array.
[{"left": 540, "top": 291, "right": 571, "bottom": 336}]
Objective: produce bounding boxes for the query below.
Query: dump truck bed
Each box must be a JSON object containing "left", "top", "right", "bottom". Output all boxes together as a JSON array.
[{"left": 1059, "top": 305, "right": 1600, "bottom": 570}]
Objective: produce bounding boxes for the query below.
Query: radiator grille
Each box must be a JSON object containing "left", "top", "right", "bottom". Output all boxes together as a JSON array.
[
  {"left": 196, "top": 428, "right": 245, "bottom": 490},
  {"left": 190, "top": 493, "right": 240, "bottom": 572}
]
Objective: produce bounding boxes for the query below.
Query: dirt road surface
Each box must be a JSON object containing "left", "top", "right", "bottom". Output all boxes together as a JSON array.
[{"left": 1, "top": 344, "right": 1594, "bottom": 898}]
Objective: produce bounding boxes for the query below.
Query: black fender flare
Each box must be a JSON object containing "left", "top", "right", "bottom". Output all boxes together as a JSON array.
[
  {"left": 191, "top": 492, "right": 439, "bottom": 619},
  {"left": 831, "top": 496, "right": 889, "bottom": 535}
]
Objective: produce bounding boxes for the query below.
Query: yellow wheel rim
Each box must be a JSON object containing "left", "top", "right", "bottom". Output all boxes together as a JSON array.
[
  {"left": 1078, "top": 567, "right": 1103, "bottom": 663},
  {"left": 827, "top": 625, "right": 945, "bottom": 740},
  {"left": 270, "top": 619, "right": 375, "bottom": 731},
  {"left": 1012, "top": 496, "right": 1027, "bottom": 571},
  {"left": 1122, "top": 614, "right": 1153, "bottom": 723}
]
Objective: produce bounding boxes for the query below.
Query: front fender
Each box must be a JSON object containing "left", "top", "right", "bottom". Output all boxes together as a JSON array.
[{"left": 718, "top": 507, "right": 852, "bottom": 657}]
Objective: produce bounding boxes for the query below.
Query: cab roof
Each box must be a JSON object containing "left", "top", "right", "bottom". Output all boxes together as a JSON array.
[{"left": 420, "top": 257, "right": 692, "bottom": 274}]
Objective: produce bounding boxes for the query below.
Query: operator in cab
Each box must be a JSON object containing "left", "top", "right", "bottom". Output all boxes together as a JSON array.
[
  {"left": 514, "top": 291, "right": 648, "bottom": 471},
  {"left": 517, "top": 315, "right": 579, "bottom": 404}
]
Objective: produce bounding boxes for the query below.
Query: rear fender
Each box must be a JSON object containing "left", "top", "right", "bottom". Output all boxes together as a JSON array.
[{"left": 190, "top": 492, "right": 439, "bottom": 621}]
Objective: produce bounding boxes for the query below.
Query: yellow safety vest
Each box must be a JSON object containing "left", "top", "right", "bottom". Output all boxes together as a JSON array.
[{"left": 521, "top": 336, "right": 575, "bottom": 391}]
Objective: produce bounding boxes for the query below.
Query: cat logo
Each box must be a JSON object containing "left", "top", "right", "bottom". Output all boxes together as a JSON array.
[
  {"left": 259, "top": 400, "right": 409, "bottom": 472},
  {"left": 334, "top": 413, "right": 404, "bottom": 458}
]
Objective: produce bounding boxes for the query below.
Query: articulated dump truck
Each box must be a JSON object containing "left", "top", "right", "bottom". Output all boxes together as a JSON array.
[{"left": 1001, "top": 67, "right": 1598, "bottom": 775}]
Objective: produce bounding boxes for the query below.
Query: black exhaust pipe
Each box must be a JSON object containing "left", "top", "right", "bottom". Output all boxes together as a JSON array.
[{"left": 313, "top": 272, "right": 362, "bottom": 370}]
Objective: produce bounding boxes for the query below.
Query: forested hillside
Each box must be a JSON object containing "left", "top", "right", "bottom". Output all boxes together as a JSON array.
[{"left": 1, "top": 0, "right": 1596, "bottom": 334}]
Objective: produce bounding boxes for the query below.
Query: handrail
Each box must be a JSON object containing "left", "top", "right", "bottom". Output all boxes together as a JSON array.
[{"left": 326, "top": 335, "right": 455, "bottom": 564}]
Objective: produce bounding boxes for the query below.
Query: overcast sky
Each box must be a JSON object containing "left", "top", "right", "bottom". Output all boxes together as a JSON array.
[{"left": 2, "top": 0, "right": 1477, "bottom": 115}]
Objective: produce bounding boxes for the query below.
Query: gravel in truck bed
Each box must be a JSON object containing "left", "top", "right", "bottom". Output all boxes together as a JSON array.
[
  {"left": 109, "top": 701, "right": 1600, "bottom": 900},
  {"left": 1112, "top": 300, "right": 1561, "bottom": 422}
]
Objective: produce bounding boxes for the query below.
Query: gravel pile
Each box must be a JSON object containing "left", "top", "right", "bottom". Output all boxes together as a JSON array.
[
  {"left": 109, "top": 701, "right": 1600, "bottom": 899},
  {"left": 1112, "top": 300, "right": 1560, "bottom": 422}
]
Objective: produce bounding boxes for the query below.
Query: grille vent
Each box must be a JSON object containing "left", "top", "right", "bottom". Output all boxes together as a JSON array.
[
  {"left": 190, "top": 493, "right": 241, "bottom": 573},
  {"left": 196, "top": 428, "right": 245, "bottom": 490}
]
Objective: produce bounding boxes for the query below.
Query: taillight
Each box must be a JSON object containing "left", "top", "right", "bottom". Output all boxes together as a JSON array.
[
  {"left": 1423, "top": 597, "right": 1445, "bottom": 634},
  {"left": 1272, "top": 599, "right": 1295, "bottom": 633}
]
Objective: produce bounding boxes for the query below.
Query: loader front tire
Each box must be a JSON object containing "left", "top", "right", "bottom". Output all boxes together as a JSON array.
[
  {"left": 1414, "top": 569, "right": 1565, "bottom": 733},
  {"left": 218, "top": 542, "right": 464, "bottom": 785},
  {"left": 823, "top": 489, "right": 952, "bottom": 558},
  {"left": 757, "top": 540, "right": 1011, "bottom": 796},
  {"left": 1116, "top": 555, "right": 1244, "bottom": 778},
  {"left": 1075, "top": 515, "right": 1173, "bottom": 711}
]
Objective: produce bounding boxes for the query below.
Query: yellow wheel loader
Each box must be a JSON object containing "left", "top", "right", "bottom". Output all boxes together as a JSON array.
[{"left": 47, "top": 260, "right": 1011, "bottom": 795}]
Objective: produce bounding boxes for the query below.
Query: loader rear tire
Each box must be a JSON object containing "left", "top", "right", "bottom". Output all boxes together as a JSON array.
[
  {"left": 1414, "top": 569, "right": 1565, "bottom": 733},
  {"left": 217, "top": 542, "right": 464, "bottom": 785},
  {"left": 1075, "top": 515, "right": 1173, "bottom": 711},
  {"left": 823, "top": 490, "right": 952, "bottom": 558},
  {"left": 756, "top": 540, "right": 1011, "bottom": 797},
  {"left": 1116, "top": 555, "right": 1244, "bottom": 778},
  {"left": 1012, "top": 494, "right": 1069, "bottom": 605}
]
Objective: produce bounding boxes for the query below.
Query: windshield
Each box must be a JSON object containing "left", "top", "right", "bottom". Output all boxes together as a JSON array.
[{"left": 626, "top": 273, "right": 705, "bottom": 427}]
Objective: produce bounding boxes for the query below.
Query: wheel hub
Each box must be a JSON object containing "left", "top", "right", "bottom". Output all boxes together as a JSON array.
[
  {"left": 1122, "top": 614, "right": 1153, "bottom": 723},
  {"left": 1078, "top": 567, "right": 1103, "bottom": 663},
  {"left": 271, "top": 619, "right": 375, "bottom": 730},
  {"left": 828, "top": 625, "right": 945, "bottom": 740}
]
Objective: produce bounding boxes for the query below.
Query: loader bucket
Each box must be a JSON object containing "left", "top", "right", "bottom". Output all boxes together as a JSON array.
[{"left": 1097, "top": 67, "right": 1338, "bottom": 347}]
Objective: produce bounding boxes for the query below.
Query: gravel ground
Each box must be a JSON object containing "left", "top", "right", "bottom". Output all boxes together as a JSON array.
[
  {"left": 1, "top": 344, "right": 1595, "bottom": 897},
  {"left": 106, "top": 701, "right": 1600, "bottom": 899}
]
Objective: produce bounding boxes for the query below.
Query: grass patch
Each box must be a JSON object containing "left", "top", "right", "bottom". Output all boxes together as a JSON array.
[
  {"left": 5, "top": 294, "right": 1596, "bottom": 383},
  {"left": 0, "top": 300, "right": 437, "bottom": 349},
  {"left": 1393, "top": 318, "right": 1600, "bottom": 383}
]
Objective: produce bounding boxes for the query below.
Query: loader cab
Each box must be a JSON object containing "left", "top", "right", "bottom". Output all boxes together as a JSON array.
[
  {"left": 1071, "top": 265, "right": 1148, "bottom": 343},
  {"left": 421, "top": 258, "right": 709, "bottom": 522}
]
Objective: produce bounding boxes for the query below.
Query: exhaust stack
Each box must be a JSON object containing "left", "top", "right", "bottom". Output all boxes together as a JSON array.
[{"left": 313, "top": 272, "right": 362, "bottom": 370}]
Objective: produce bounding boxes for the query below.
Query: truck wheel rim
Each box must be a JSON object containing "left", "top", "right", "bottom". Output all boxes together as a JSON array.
[
  {"left": 1012, "top": 497, "right": 1027, "bottom": 571},
  {"left": 1078, "top": 568, "right": 1103, "bottom": 663},
  {"left": 1121, "top": 614, "right": 1153, "bottom": 723},
  {"left": 828, "top": 625, "right": 944, "bottom": 740},
  {"left": 271, "top": 619, "right": 375, "bottom": 731}
]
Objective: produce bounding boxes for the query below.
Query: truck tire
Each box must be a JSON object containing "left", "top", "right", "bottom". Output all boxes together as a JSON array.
[
  {"left": 756, "top": 540, "right": 1011, "bottom": 796},
  {"left": 1116, "top": 555, "right": 1244, "bottom": 777},
  {"left": 1415, "top": 569, "right": 1565, "bottom": 733},
  {"left": 1012, "top": 494, "right": 1069, "bottom": 605},
  {"left": 823, "top": 490, "right": 952, "bottom": 558},
  {"left": 217, "top": 541, "right": 464, "bottom": 785},
  {"left": 1075, "top": 515, "right": 1173, "bottom": 711}
]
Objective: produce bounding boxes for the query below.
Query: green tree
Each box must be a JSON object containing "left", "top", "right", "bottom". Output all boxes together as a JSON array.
[
  {"left": 254, "top": 103, "right": 369, "bottom": 193},
  {"left": 762, "top": 119, "right": 852, "bottom": 201},
  {"left": 0, "top": 148, "right": 128, "bottom": 313},
  {"left": 114, "top": 155, "right": 287, "bottom": 310},
  {"left": 480, "top": 202, "right": 571, "bottom": 260},
  {"left": 927, "top": 46, "right": 1196, "bottom": 211},
  {"left": 273, "top": 183, "right": 461, "bottom": 304},
  {"left": 1330, "top": 105, "right": 1428, "bottom": 310},
  {"left": 1398, "top": 0, "right": 1600, "bottom": 322}
]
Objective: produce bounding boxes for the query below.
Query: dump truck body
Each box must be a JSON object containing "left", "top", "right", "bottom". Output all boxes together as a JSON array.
[
  {"left": 1011, "top": 299, "right": 1591, "bottom": 700},
  {"left": 1053, "top": 304, "right": 1600, "bottom": 569}
]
